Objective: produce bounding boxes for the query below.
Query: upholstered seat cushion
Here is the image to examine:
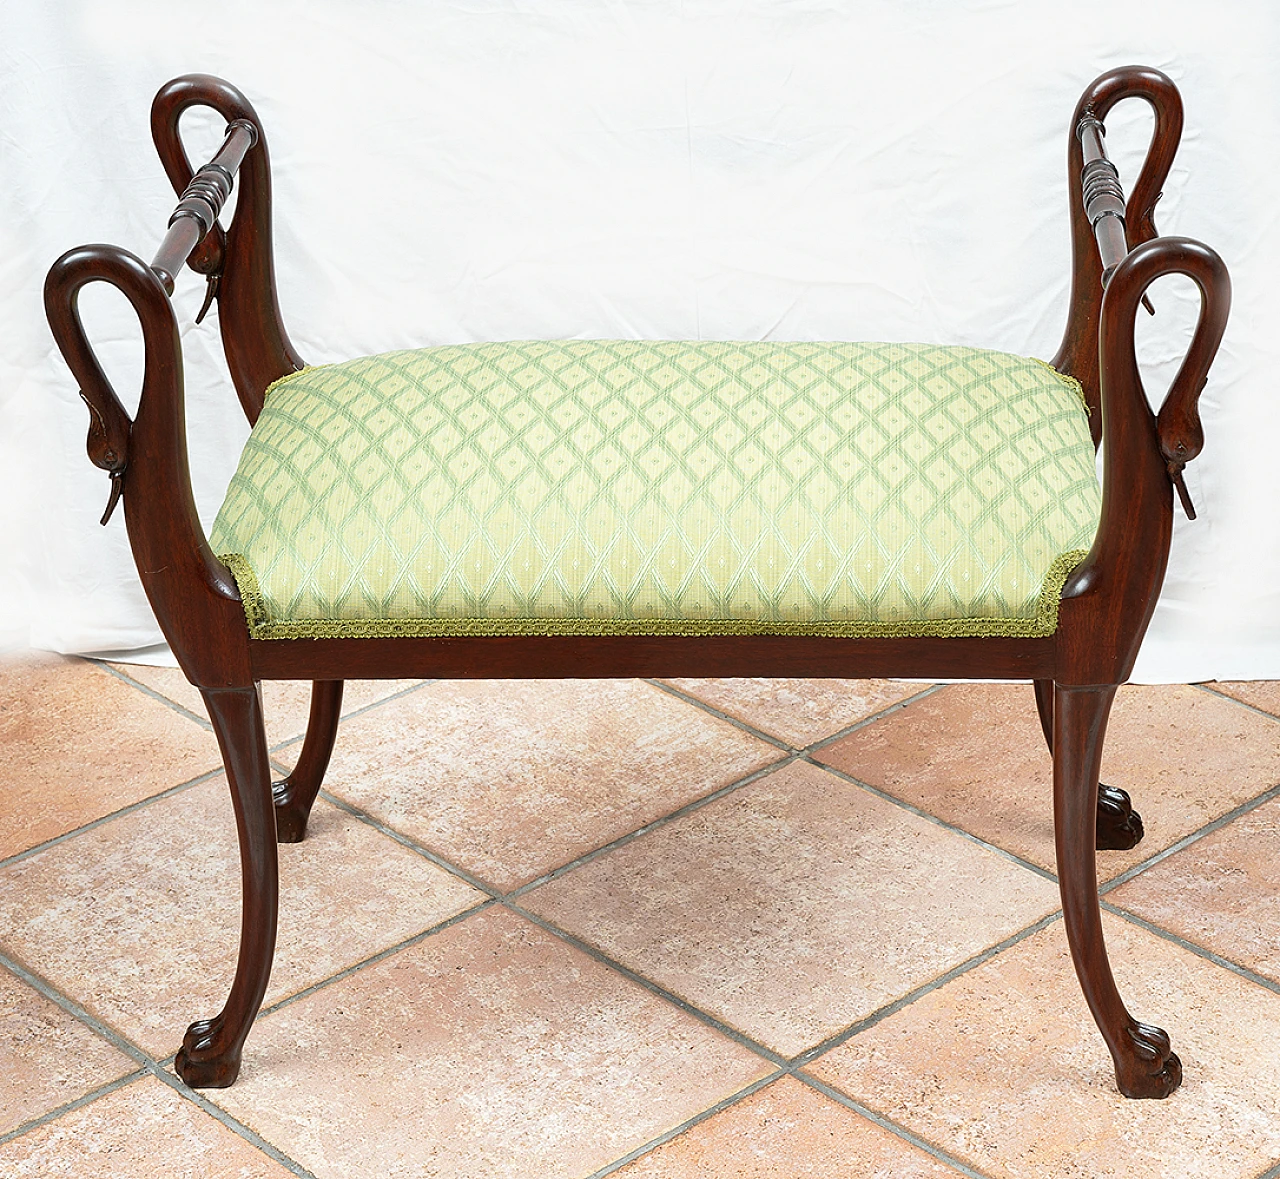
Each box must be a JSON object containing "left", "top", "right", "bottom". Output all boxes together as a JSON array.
[{"left": 209, "top": 340, "right": 1101, "bottom": 639}]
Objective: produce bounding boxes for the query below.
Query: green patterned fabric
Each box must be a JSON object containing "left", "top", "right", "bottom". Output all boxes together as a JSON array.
[{"left": 209, "top": 340, "right": 1100, "bottom": 640}]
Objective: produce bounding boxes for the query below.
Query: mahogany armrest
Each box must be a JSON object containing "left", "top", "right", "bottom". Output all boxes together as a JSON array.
[
  {"left": 42, "top": 77, "right": 298, "bottom": 686},
  {"left": 151, "top": 75, "right": 303, "bottom": 423},
  {"left": 44, "top": 245, "right": 249, "bottom": 687},
  {"left": 1095, "top": 234, "right": 1230, "bottom": 537},
  {"left": 1051, "top": 68, "right": 1229, "bottom": 683},
  {"left": 1053, "top": 66, "right": 1184, "bottom": 441},
  {"left": 1060, "top": 235, "right": 1229, "bottom": 683}
]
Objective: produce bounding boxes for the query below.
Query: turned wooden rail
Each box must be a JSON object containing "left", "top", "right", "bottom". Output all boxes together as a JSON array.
[
  {"left": 1078, "top": 112, "right": 1131, "bottom": 288},
  {"left": 150, "top": 118, "right": 257, "bottom": 305}
]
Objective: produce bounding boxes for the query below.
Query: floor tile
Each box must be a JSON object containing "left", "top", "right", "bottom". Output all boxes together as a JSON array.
[
  {"left": 611, "top": 1075, "right": 967, "bottom": 1177},
  {"left": 0, "top": 778, "right": 483, "bottom": 1057},
  {"left": 310, "top": 679, "right": 782, "bottom": 890},
  {"left": 211, "top": 907, "right": 772, "bottom": 1179},
  {"left": 1209, "top": 680, "right": 1280, "bottom": 719},
  {"left": 1110, "top": 793, "right": 1280, "bottom": 984},
  {"left": 0, "top": 965, "right": 137, "bottom": 1136},
  {"left": 524, "top": 759, "right": 1060, "bottom": 1057},
  {"left": 110, "top": 664, "right": 426, "bottom": 749},
  {"left": 0, "top": 655, "right": 220, "bottom": 861},
  {"left": 661, "top": 678, "right": 929, "bottom": 747},
  {"left": 815, "top": 682, "right": 1280, "bottom": 876},
  {"left": 811, "top": 913, "right": 1280, "bottom": 1179},
  {"left": 0, "top": 1075, "right": 295, "bottom": 1177}
]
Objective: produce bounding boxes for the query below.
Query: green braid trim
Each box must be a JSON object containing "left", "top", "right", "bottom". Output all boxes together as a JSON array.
[
  {"left": 261, "top": 364, "right": 320, "bottom": 405},
  {"left": 1032, "top": 358, "right": 1090, "bottom": 415},
  {"left": 220, "top": 549, "right": 1088, "bottom": 642}
]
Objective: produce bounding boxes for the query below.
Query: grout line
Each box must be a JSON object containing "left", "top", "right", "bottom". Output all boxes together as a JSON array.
[
  {"left": 97, "top": 660, "right": 436, "bottom": 753},
  {"left": 1101, "top": 903, "right": 1280, "bottom": 997},
  {"left": 315, "top": 790, "right": 503, "bottom": 896},
  {"left": 148, "top": 1068, "right": 320, "bottom": 1179},
  {"left": 0, "top": 1070, "right": 147, "bottom": 1147},
  {"left": 1099, "top": 781, "right": 1280, "bottom": 893},
  {"left": 806, "top": 758, "right": 1060, "bottom": 883},
  {"left": 1195, "top": 682, "right": 1280, "bottom": 725},
  {"left": 1252, "top": 1158, "right": 1280, "bottom": 1179},
  {"left": 795, "top": 1071, "right": 996, "bottom": 1179},
  {"left": 645, "top": 679, "right": 944, "bottom": 757},
  {"left": 790, "top": 912, "right": 1063, "bottom": 1067},
  {"left": 505, "top": 901, "right": 790, "bottom": 1066},
  {"left": 582, "top": 1071, "right": 786, "bottom": 1178},
  {"left": 252, "top": 899, "right": 499, "bottom": 1022},
  {"left": 643, "top": 680, "right": 793, "bottom": 751},
  {"left": 0, "top": 946, "right": 158, "bottom": 1071},
  {"left": 92, "top": 660, "right": 213, "bottom": 729},
  {"left": 335, "top": 677, "right": 438, "bottom": 720},
  {"left": 1, "top": 934, "right": 321, "bottom": 1175},
  {"left": 803, "top": 683, "right": 946, "bottom": 754},
  {"left": 0, "top": 932, "right": 327, "bottom": 1176},
  {"left": 0, "top": 767, "right": 223, "bottom": 872},
  {"left": 505, "top": 754, "right": 796, "bottom": 899},
  {"left": 315, "top": 748, "right": 794, "bottom": 905},
  {"left": 268, "top": 678, "right": 438, "bottom": 755}
]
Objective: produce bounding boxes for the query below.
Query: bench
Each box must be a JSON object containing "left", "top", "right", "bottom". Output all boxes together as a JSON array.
[{"left": 44, "top": 66, "right": 1229, "bottom": 1098}]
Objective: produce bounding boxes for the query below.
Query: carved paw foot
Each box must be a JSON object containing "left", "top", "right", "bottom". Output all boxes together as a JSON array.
[
  {"left": 174, "top": 1015, "right": 242, "bottom": 1088},
  {"left": 1115, "top": 1021, "right": 1182, "bottom": 1099},
  {"left": 1096, "top": 783, "right": 1144, "bottom": 851},
  {"left": 272, "top": 778, "right": 309, "bottom": 844}
]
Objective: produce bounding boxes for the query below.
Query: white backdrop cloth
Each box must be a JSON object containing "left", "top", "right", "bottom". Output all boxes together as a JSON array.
[{"left": 1, "top": 0, "right": 1275, "bottom": 680}]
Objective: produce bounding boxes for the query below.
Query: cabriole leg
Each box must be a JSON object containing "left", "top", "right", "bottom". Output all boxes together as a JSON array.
[
  {"left": 1035, "top": 678, "right": 1143, "bottom": 851},
  {"left": 176, "top": 686, "right": 278, "bottom": 1088},
  {"left": 1053, "top": 684, "right": 1181, "bottom": 1098},
  {"left": 273, "top": 680, "right": 344, "bottom": 843}
]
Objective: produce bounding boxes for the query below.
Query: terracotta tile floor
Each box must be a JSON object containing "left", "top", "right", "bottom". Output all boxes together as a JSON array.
[{"left": 3, "top": 659, "right": 1280, "bottom": 1178}]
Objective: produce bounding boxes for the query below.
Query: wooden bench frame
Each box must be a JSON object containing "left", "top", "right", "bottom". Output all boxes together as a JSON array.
[{"left": 45, "top": 66, "right": 1229, "bottom": 1097}]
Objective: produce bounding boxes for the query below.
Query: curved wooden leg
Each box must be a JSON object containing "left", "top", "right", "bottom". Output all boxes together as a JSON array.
[
  {"left": 273, "top": 680, "right": 344, "bottom": 843},
  {"left": 1054, "top": 684, "right": 1180, "bottom": 1098},
  {"left": 1035, "top": 679, "right": 1143, "bottom": 852},
  {"left": 176, "top": 686, "right": 278, "bottom": 1089},
  {"left": 1033, "top": 678, "right": 1055, "bottom": 751}
]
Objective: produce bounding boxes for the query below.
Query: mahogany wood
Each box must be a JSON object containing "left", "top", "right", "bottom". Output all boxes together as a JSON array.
[
  {"left": 176, "top": 686, "right": 278, "bottom": 1088},
  {"left": 151, "top": 120, "right": 256, "bottom": 293},
  {"left": 1052, "top": 66, "right": 1183, "bottom": 445},
  {"left": 151, "top": 75, "right": 303, "bottom": 424},
  {"left": 1034, "top": 677, "right": 1144, "bottom": 851},
  {"left": 249, "top": 633, "right": 1055, "bottom": 683},
  {"left": 273, "top": 680, "right": 344, "bottom": 843},
  {"left": 1077, "top": 114, "right": 1129, "bottom": 287},
  {"left": 43, "top": 67, "right": 1230, "bottom": 1098},
  {"left": 1054, "top": 685, "right": 1181, "bottom": 1097}
]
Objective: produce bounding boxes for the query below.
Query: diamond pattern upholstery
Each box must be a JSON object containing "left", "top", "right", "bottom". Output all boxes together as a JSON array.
[{"left": 209, "top": 340, "right": 1101, "bottom": 639}]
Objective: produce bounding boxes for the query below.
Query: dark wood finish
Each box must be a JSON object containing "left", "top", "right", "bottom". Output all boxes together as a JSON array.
[
  {"left": 151, "top": 120, "right": 256, "bottom": 294},
  {"left": 44, "top": 67, "right": 1230, "bottom": 1098},
  {"left": 1077, "top": 114, "right": 1130, "bottom": 288},
  {"left": 273, "top": 680, "right": 344, "bottom": 843},
  {"left": 1052, "top": 66, "right": 1183, "bottom": 445},
  {"left": 1032, "top": 678, "right": 1055, "bottom": 750},
  {"left": 1054, "top": 685, "right": 1180, "bottom": 1097},
  {"left": 176, "top": 687, "right": 277, "bottom": 1088},
  {"left": 1095, "top": 784, "right": 1145, "bottom": 851},
  {"left": 250, "top": 633, "right": 1055, "bottom": 683},
  {"left": 151, "top": 76, "right": 303, "bottom": 424},
  {"left": 44, "top": 246, "right": 253, "bottom": 690},
  {"left": 1035, "top": 677, "right": 1144, "bottom": 851}
]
